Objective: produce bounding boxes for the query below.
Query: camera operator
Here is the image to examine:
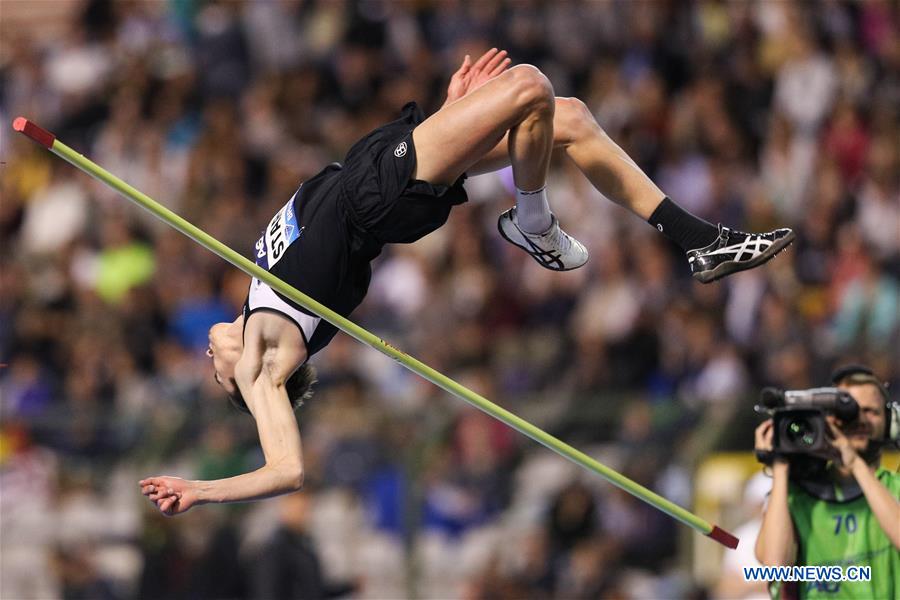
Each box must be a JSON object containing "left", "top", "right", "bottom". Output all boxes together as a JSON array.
[{"left": 754, "top": 366, "right": 899, "bottom": 599}]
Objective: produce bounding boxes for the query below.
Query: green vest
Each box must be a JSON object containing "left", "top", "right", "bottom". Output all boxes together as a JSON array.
[{"left": 771, "top": 468, "right": 900, "bottom": 599}]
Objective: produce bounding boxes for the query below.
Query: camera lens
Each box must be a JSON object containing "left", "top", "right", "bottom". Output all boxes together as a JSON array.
[{"left": 785, "top": 419, "right": 817, "bottom": 447}]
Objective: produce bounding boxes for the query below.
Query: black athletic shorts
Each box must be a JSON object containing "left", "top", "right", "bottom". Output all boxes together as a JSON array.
[
  {"left": 340, "top": 101, "right": 468, "bottom": 247},
  {"left": 244, "top": 102, "right": 467, "bottom": 359}
]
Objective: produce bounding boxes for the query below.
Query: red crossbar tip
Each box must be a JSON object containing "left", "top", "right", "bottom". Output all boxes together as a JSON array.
[
  {"left": 12, "top": 117, "right": 55, "bottom": 149},
  {"left": 707, "top": 525, "right": 739, "bottom": 549}
]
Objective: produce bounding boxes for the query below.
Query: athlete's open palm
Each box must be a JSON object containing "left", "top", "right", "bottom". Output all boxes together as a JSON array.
[
  {"left": 445, "top": 48, "right": 511, "bottom": 104},
  {"left": 140, "top": 476, "right": 199, "bottom": 516}
]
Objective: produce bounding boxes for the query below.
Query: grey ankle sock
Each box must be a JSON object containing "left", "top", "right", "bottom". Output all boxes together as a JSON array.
[{"left": 516, "top": 186, "right": 552, "bottom": 233}]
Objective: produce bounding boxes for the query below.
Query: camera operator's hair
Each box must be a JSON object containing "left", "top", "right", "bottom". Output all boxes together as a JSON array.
[
  {"left": 227, "top": 364, "right": 317, "bottom": 415},
  {"left": 834, "top": 371, "right": 889, "bottom": 404}
]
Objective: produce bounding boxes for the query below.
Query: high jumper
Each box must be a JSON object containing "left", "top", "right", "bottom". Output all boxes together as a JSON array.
[{"left": 15, "top": 49, "right": 786, "bottom": 548}]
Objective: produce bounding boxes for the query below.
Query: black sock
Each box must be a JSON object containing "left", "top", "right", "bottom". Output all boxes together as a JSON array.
[{"left": 647, "top": 197, "right": 720, "bottom": 251}]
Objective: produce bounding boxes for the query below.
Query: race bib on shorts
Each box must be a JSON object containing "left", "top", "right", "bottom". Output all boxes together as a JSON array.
[{"left": 255, "top": 191, "right": 304, "bottom": 270}]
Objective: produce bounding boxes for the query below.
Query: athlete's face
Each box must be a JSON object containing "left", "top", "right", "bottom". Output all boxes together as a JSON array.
[
  {"left": 208, "top": 322, "right": 240, "bottom": 397},
  {"left": 837, "top": 383, "right": 886, "bottom": 453}
]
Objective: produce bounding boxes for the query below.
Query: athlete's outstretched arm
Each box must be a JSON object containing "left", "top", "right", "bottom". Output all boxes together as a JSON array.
[{"left": 141, "top": 312, "right": 307, "bottom": 515}]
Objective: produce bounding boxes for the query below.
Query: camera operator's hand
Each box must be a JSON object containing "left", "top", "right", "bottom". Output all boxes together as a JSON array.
[
  {"left": 825, "top": 415, "right": 860, "bottom": 469},
  {"left": 755, "top": 419, "right": 788, "bottom": 465},
  {"left": 755, "top": 419, "right": 774, "bottom": 452}
]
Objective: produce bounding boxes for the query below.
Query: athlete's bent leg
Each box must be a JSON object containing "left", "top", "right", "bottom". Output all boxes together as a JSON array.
[
  {"left": 412, "top": 64, "right": 554, "bottom": 187},
  {"left": 469, "top": 97, "right": 663, "bottom": 218},
  {"left": 414, "top": 65, "right": 589, "bottom": 271},
  {"left": 470, "top": 96, "right": 794, "bottom": 282},
  {"left": 551, "top": 98, "right": 793, "bottom": 281},
  {"left": 553, "top": 97, "right": 665, "bottom": 219}
]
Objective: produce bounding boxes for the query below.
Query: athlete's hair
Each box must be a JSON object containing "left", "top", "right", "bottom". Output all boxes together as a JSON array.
[{"left": 227, "top": 364, "right": 317, "bottom": 415}]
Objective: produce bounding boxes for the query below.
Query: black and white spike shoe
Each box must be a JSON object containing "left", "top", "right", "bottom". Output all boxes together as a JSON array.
[
  {"left": 498, "top": 208, "right": 589, "bottom": 271},
  {"left": 688, "top": 224, "right": 795, "bottom": 283}
]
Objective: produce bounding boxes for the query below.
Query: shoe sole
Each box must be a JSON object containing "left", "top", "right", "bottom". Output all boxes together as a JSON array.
[
  {"left": 497, "top": 217, "right": 587, "bottom": 272},
  {"left": 692, "top": 230, "right": 796, "bottom": 283}
]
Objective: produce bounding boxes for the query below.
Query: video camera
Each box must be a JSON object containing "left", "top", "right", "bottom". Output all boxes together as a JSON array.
[
  {"left": 755, "top": 367, "right": 899, "bottom": 496},
  {"left": 759, "top": 387, "right": 858, "bottom": 461}
]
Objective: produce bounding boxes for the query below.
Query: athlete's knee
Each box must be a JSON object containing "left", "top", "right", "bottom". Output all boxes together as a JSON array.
[
  {"left": 555, "top": 97, "right": 597, "bottom": 146},
  {"left": 506, "top": 64, "right": 554, "bottom": 116}
]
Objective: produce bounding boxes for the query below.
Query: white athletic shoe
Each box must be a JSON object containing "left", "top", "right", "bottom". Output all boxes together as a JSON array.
[{"left": 497, "top": 208, "right": 589, "bottom": 271}]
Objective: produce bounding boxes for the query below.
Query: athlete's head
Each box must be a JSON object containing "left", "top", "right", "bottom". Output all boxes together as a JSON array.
[
  {"left": 207, "top": 321, "right": 317, "bottom": 414},
  {"left": 833, "top": 366, "right": 889, "bottom": 463}
]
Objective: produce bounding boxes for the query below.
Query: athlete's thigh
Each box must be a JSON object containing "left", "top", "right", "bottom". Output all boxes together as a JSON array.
[
  {"left": 412, "top": 66, "right": 541, "bottom": 186},
  {"left": 466, "top": 134, "right": 510, "bottom": 177},
  {"left": 466, "top": 97, "right": 593, "bottom": 176}
]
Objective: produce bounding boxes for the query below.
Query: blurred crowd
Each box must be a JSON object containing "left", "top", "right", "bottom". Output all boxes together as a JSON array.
[{"left": 1, "top": 1, "right": 898, "bottom": 598}]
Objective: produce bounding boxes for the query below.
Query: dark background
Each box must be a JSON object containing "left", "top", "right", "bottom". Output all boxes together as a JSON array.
[{"left": 1, "top": 1, "right": 897, "bottom": 598}]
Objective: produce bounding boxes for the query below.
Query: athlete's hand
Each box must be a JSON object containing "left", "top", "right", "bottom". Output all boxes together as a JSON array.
[
  {"left": 140, "top": 476, "right": 200, "bottom": 516},
  {"left": 825, "top": 416, "right": 860, "bottom": 469},
  {"left": 445, "top": 48, "right": 511, "bottom": 105}
]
